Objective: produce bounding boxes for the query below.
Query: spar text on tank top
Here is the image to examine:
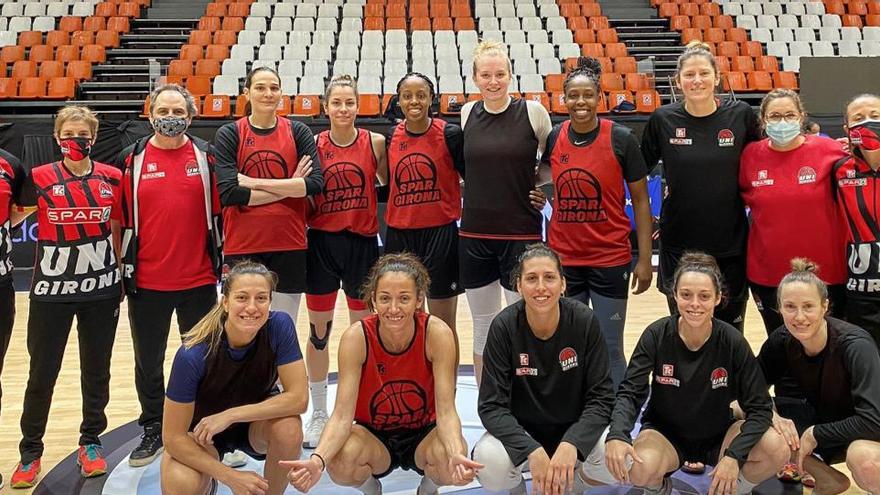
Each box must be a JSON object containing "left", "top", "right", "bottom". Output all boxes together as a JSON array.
[
  {"left": 354, "top": 311, "right": 436, "bottom": 432},
  {"left": 461, "top": 99, "right": 542, "bottom": 239},
  {"left": 386, "top": 118, "right": 461, "bottom": 229},
  {"left": 224, "top": 117, "right": 309, "bottom": 254},
  {"left": 310, "top": 129, "right": 378, "bottom": 236},
  {"left": 549, "top": 119, "right": 632, "bottom": 267}
]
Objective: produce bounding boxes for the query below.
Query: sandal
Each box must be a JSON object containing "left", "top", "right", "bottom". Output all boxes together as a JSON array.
[
  {"left": 777, "top": 462, "right": 802, "bottom": 483},
  {"left": 681, "top": 461, "right": 706, "bottom": 475}
]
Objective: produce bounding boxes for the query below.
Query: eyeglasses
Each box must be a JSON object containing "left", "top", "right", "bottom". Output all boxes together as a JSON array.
[{"left": 765, "top": 113, "right": 801, "bottom": 124}]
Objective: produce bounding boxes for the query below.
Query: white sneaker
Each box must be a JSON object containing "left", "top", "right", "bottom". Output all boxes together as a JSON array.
[
  {"left": 222, "top": 450, "right": 247, "bottom": 468},
  {"left": 303, "top": 410, "right": 329, "bottom": 449}
]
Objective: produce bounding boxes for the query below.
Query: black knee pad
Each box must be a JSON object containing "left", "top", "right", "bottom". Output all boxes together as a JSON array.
[{"left": 309, "top": 321, "right": 332, "bottom": 350}]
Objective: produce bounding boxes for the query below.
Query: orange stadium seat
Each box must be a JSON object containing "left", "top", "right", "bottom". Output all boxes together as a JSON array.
[
  {"left": 411, "top": 4, "right": 429, "bottom": 17},
  {"left": 551, "top": 92, "right": 568, "bottom": 115},
  {"left": 233, "top": 94, "right": 247, "bottom": 118},
  {"left": 703, "top": 27, "right": 726, "bottom": 43},
  {"left": 597, "top": 28, "right": 618, "bottom": 43},
  {"left": 386, "top": 3, "right": 406, "bottom": 16},
  {"left": 658, "top": 3, "right": 678, "bottom": 17},
  {"left": 18, "top": 31, "right": 44, "bottom": 49},
  {"left": 605, "top": 43, "right": 628, "bottom": 58},
  {"left": 198, "top": 17, "right": 221, "bottom": 31},
  {"left": 625, "top": 72, "right": 653, "bottom": 91},
  {"left": 714, "top": 15, "right": 734, "bottom": 29},
  {"left": 731, "top": 55, "right": 754, "bottom": 72},
  {"left": 714, "top": 55, "right": 730, "bottom": 73},
  {"left": 727, "top": 27, "right": 748, "bottom": 43},
  {"left": 195, "top": 59, "right": 220, "bottom": 77},
  {"left": 205, "top": 2, "right": 227, "bottom": 16},
  {"left": 450, "top": 3, "right": 469, "bottom": 17},
  {"left": 226, "top": 3, "right": 250, "bottom": 16},
  {"left": 168, "top": 59, "right": 193, "bottom": 77},
  {"left": 59, "top": 16, "right": 84, "bottom": 33},
  {"left": 849, "top": 0, "right": 869, "bottom": 16},
  {"left": 179, "top": 44, "right": 203, "bottom": 61},
  {"left": 186, "top": 75, "right": 212, "bottom": 96},
  {"left": 867, "top": 14, "right": 880, "bottom": 25},
  {"left": 47, "top": 76, "right": 76, "bottom": 98},
  {"left": 525, "top": 92, "right": 550, "bottom": 112},
  {"left": 411, "top": 17, "right": 431, "bottom": 30},
  {"left": 46, "top": 31, "right": 70, "bottom": 46},
  {"left": 16, "top": 77, "right": 47, "bottom": 98},
  {"left": 433, "top": 18, "right": 454, "bottom": 30},
  {"left": 680, "top": 3, "right": 700, "bottom": 16},
  {"left": 589, "top": 16, "right": 609, "bottom": 29},
  {"left": 700, "top": 3, "right": 720, "bottom": 16},
  {"left": 741, "top": 40, "right": 763, "bottom": 58},
  {"left": 869, "top": 1, "right": 880, "bottom": 14},
  {"left": 386, "top": 17, "right": 407, "bottom": 30},
  {"left": 773, "top": 71, "right": 798, "bottom": 90},
  {"left": 39, "top": 60, "right": 65, "bottom": 78},
  {"left": 723, "top": 71, "right": 747, "bottom": 91},
  {"left": 96, "top": 30, "right": 120, "bottom": 47},
  {"left": 561, "top": 4, "right": 582, "bottom": 17},
  {"left": 669, "top": 15, "right": 690, "bottom": 30},
  {"left": 293, "top": 95, "right": 321, "bottom": 117},
  {"left": 213, "top": 30, "right": 237, "bottom": 46},
  {"left": 221, "top": 17, "right": 244, "bottom": 31},
  {"left": 581, "top": 43, "right": 604, "bottom": 57},
  {"left": 636, "top": 89, "right": 661, "bottom": 113},
  {"left": 70, "top": 31, "right": 95, "bottom": 47},
  {"left": 574, "top": 29, "right": 596, "bottom": 44},
  {"left": 28, "top": 45, "right": 54, "bottom": 63},
  {"left": 681, "top": 28, "right": 702, "bottom": 43},
  {"left": 582, "top": 3, "right": 601, "bottom": 16},
  {"left": 440, "top": 93, "right": 466, "bottom": 115},
  {"left": 607, "top": 90, "right": 632, "bottom": 111},
  {"left": 453, "top": 18, "right": 474, "bottom": 31},
  {"left": 754, "top": 55, "right": 778, "bottom": 72},
  {"left": 66, "top": 60, "right": 92, "bottom": 80},
  {"left": 365, "top": 17, "right": 385, "bottom": 30},
  {"left": 1, "top": 46, "right": 26, "bottom": 64},
  {"left": 94, "top": 2, "right": 117, "bottom": 17},
  {"left": 0, "top": 78, "right": 17, "bottom": 98},
  {"left": 12, "top": 60, "right": 38, "bottom": 78},
  {"left": 688, "top": 15, "right": 710, "bottom": 30},
  {"left": 599, "top": 73, "right": 624, "bottom": 91},
  {"left": 202, "top": 94, "right": 230, "bottom": 117},
  {"left": 204, "top": 44, "right": 229, "bottom": 60},
  {"left": 717, "top": 41, "right": 740, "bottom": 58},
  {"left": 545, "top": 73, "right": 565, "bottom": 93},
  {"left": 842, "top": 14, "right": 863, "bottom": 27},
  {"left": 83, "top": 16, "right": 108, "bottom": 32},
  {"left": 117, "top": 2, "right": 141, "bottom": 17},
  {"left": 614, "top": 56, "right": 637, "bottom": 74},
  {"left": 80, "top": 44, "right": 106, "bottom": 63},
  {"left": 55, "top": 44, "right": 80, "bottom": 63},
  {"left": 430, "top": 3, "right": 449, "bottom": 16},
  {"left": 358, "top": 95, "right": 381, "bottom": 116},
  {"left": 188, "top": 30, "right": 212, "bottom": 46},
  {"left": 747, "top": 71, "right": 773, "bottom": 91},
  {"left": 106, "top": 16, "right": 131, "bottom": 32},
  {"left": 568, "top": 16, "right": 588, "bottom": 30}
]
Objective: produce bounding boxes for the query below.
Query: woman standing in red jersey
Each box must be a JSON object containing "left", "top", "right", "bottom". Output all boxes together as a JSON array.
[
  {"left": 215, "top": 66, "right": 323, "bottom": 326},
  {"left": 539, "top": 57, "right": 654, "bottom": 389},
  {"left": 303, "top": 74, "right": 387, "bottom": 448},
  {"left": 385, "top": 72, "right": 464, "bottom": 333},
  {"left": 740, "top": 89, "right": 849, "bottom": 336},
  {"left": 11, "top": 106, "right": 123, "bottom": 488}
]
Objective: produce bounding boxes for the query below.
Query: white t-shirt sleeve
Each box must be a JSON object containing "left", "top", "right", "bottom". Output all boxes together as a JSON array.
[{"left": 525, "top": 100, "right": 553, "bottom": 157}]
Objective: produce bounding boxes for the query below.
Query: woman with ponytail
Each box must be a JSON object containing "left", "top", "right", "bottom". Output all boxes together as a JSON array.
[
  {"left": 757, "top": 259, "right": 880, "bottom": 495},
  {"left": 538, "top": 56, "right": 653, "bottom": 388},
  {"left": 160, "top": 261, "right": 307, "bottom": 495},
  {"left": 641, "top": 41, "right": 761, "bottom": 335},
  {"left": 606, "top": 253, "right": 788, "bottom": 495}
]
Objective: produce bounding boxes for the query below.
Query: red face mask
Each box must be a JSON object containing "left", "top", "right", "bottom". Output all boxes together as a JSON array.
[
  {"left": 59, "top": 137, "right": 92, "bottom": 161},
  {"left": 848, "top": 119, "right": 880, "bottom": 151}
]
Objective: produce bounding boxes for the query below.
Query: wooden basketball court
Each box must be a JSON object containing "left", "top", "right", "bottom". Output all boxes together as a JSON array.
[{"left": 0, "top": 287, "right": 861, "bottom": 494}]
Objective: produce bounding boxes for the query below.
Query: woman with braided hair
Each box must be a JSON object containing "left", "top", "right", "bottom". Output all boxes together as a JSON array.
[
  {"left": 383, "top": 72, "right": 465, "bottom": 332},
  {"left": 537, "top": 56, "right": 653, "bottom": 388}
]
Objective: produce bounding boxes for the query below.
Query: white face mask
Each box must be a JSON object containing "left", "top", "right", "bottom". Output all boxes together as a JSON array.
[{"left": 765, "top": 120, "right": 802, "bottom": 146}]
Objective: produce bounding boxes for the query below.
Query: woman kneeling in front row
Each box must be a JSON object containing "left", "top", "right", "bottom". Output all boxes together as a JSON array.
[{"left": 161, "top": 261, "right": 307, "bottom": 495}]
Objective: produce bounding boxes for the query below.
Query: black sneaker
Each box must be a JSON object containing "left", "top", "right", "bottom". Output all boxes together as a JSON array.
[{"left": 129, "top": 422, "right": 163, "bottom": 467}]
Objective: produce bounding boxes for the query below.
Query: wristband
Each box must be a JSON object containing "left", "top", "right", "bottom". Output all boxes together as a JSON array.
[{"left": 310, "top": 452, "right": 326, "bottom": 472}]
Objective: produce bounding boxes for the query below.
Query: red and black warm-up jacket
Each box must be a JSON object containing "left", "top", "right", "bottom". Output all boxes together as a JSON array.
[{"left": 117, "top": 135, "right": 223, "bottom": 294}]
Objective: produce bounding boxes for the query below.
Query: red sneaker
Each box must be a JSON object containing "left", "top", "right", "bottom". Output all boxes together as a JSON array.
[
  {"left": 11, "top": 459, "right": 41, "bottom": 489},
  {"left": 77, "top": 444, "right": 107, "bottom": 478}
]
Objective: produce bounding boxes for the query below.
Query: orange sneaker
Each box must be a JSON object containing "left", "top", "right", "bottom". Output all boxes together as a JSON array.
[
  {"left": 77, "top": 444, "right": 107, "bottom": 478},
  {"left": 11, "top": 459, "right": 41, "bottom": 489}
]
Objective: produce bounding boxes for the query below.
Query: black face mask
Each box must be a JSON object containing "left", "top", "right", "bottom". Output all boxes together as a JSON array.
[
  {"left": 849, "top": 119, "right": 880, "bottom": 151},
  {"left": 59, "top": 137, "right": 92, "bottom": 161}
]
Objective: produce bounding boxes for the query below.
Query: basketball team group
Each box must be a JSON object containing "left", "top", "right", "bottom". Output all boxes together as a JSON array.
[{"left": 1, "top": 37, "right": 880, "bottom": 495}]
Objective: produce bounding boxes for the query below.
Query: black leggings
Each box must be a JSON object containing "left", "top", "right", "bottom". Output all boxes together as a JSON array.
[{"left": 19, "top": 297, "right": 119, "bottom": 463}]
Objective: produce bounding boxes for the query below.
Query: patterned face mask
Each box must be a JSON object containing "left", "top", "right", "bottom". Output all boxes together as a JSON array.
[
  {"left": 848, "top": 119, "right": 880, "bottom": 151},
  {"left": 152, "top": 116, "right": 188, "bottom": 138},
  {"left": 58, "top": 136, "right": 92, "bottom": 161}
]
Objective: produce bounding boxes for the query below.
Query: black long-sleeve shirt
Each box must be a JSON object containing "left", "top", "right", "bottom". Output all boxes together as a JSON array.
[
  {"left": 608, "top": 316, "right": 773, "bottom": 467},
  {"left": 213, "top": 118, "right": 323, "bottom": 206},
  {"left": 479, "top": 298, "right": 615, "bottom": 466},
  {"left": 758, "top": 317, "right": 880, "bottom": 450}
]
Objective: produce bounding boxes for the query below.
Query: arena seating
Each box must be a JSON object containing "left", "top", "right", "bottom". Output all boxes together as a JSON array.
[{"left": 0, "top": 0, "right": 147, "bottom": 99}]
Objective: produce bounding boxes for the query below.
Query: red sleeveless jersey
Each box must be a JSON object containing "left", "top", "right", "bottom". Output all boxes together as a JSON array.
[
  {"left": 223, "top": 117, "right": 309, "bottom": 254},
  {"left": 310, "top": 129, "right": 378, "bottom": 236},
  {"left": 549, "top": 119, "right": 632, "bottom": 267},
  {"left": 354, "top": 311, "right": 436, "bottom": 432},
  {"left": 386, "top": 119, "right": 461, "bottom": 229}
]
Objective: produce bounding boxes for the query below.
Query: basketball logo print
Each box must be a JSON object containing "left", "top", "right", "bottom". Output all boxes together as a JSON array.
[
  {"left": 242, "top": 150, "right": 289, "bottom": 179},
  {"left": 369, "top": 380, "right": 430, "bottom": 430},
  {"left": 321, "top": 162, "right": 368, "bottom": 213},
  {"left": 555, "top": 169, "right": 607, "bottom": 223},
  {"left": 393, "top": 153, "right": 440, "bottom": 207}
]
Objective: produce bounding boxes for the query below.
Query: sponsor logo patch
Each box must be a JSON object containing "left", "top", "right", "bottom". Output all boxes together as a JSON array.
[
  {"left": 797, "top": 166, "right": 817, "bottom": 185},
  {"left": 516, "top": 367, "right": 538, "bottom": 376},
  {"left": 52, "top": 184, "right": 65, "bottom": 196},
  {"left": 718, "top": 129, "right": 735, "bottom": 147},
  {"left": 752, "top": 169, "right": 774, "bottom": 187},
  {"left": 711, "top": 367, "right": 729, "bottom": 389},
  {"left": 519, "top": 353, "right": 529, "bottom": 366},
  {"left": 559, "top": 347, "right": 578, "bottom": 371}
]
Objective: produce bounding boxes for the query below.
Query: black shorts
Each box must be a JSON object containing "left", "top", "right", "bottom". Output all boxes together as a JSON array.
[
  {"left": 213, "top": 422, "right": 265, "bottom": 461},
  {"left": 224, "top": 250, "right": 307, "bottom": 294},
  {"left": 657, "top": 249, "right": 748, "bottom": 301},
  {"left": 845, "top": 295, "right": 880, "bottom": 348},
  {"left": 306, "top": 229, "right": 379, "bottom": 299},
  {"left": 563, "top": 263, "right": 631, "bottom": 300},
  {"left": 359, "top": 422, "right": 437, "bottom": 478},
  {"left": 641, "top": 422, "right": 729, "bottom": 471},
  {"left": 773, "top": 396, "right": 847, "bottom": 464},
  {"left": 459, "top": 237, "right": 534, "bottom": 291},
  {"left": 385, "top": 222, "right": 463, "bottom": 299}
]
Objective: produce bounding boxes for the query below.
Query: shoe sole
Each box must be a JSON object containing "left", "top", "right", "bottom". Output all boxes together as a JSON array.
[
  {"left": 11, "top": 479, "right": 36, "bottom": 489},
  {"left": 80, "top": 468, "right": 107, "bottom": 478},
  {"left": 128, "top": 447, "right": 164, "bottom": 467}
]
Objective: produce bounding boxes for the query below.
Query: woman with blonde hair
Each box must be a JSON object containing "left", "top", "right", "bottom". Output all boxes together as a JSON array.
[
  {"left": 303, "top": 74, "right": 388, "bottom": 447},
  {"left": 459, "top": 39, "right": 552, "bottom": 384},
  {"left": 11, "top": 105, "right": 123, "bottom": 487},
  {"left": 160, "top": 260, "right": 307, "bottom": 495}
]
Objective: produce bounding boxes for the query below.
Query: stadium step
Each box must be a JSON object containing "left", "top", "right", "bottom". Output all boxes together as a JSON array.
[
  {"left": 146, "top": 0, "right": 211, "bottom": 19},
  {"left": 599, "top": 0, "right": 658, "bottom": 20}
]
